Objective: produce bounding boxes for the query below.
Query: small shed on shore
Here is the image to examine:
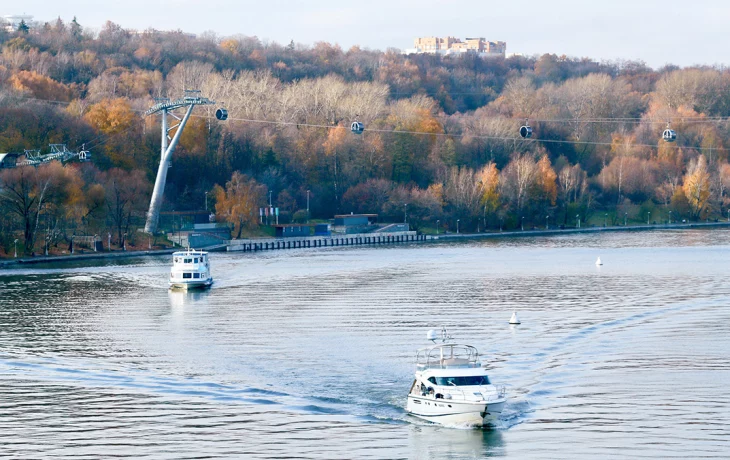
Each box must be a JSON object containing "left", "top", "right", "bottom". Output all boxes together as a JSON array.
[
  {"left": 334, "top": 214, "right": 378, "bottom": 226},
  {"left": 314, "top": 224, "right": 330, "bottom": 236},
  {"left": 274, "top": 224, "right": 312, "bottom": 238}
]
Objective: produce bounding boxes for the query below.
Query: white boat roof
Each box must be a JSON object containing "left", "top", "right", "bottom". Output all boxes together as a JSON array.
[
  {"left": 416, "top": 343, "right": 479, "bottom": 355},
  {"left": 416, "top": 343, "right": 481, "bottom": 370},
  {"left": 172, "top": 249, "right": 208, "bottom": 256}
]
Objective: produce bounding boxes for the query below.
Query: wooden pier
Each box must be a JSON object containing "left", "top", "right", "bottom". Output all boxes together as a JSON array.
[{"left": 227, "top": 231, "right": 426, "bottom": 252}]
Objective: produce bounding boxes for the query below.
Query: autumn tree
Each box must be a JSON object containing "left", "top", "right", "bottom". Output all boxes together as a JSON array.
[
  {"left": 214, "top": 172, "right": 266, "bottom": 239},
  {"left": 323, "top": 126, "right": 349, "bottom": 209},
  {"left": 478, "top": 163, "right": 500, "bottom": 226},
  {"left": 500, "top": 153, "right": 537, "bottom": 212},
  {"left": 0, "top": 162, "right": 74, "bottom": 253},
  {"left": 683, "top": 155, "right": 711, "bottom": 219},
  {"left": 717, "top": 162, "right": 730, "bottom": 209},
  {"left": 444, "top": 166, "right": 489, "bottom": 229},
  {"left": 534, "top": 154, "right": 558, "bottom": 206},
  {"left": 342, "top": 179, "right": 394, "bottom": 215},
  {"left": 84, "top": 98, "right": 136, "bottom": 135},
  {"left": 9, "top": 70, "right": 75, "bottom": 101},
  {"left": 99, "top": 168, "right": 151, "bottom": 244},
  {"left": 83, "top": 98, "right": 139, "bottom": 168}
]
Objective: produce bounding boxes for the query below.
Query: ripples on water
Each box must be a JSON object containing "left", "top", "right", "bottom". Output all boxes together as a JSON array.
[{"left": 1, "top": 229, "right": 730, "bottom": 458}]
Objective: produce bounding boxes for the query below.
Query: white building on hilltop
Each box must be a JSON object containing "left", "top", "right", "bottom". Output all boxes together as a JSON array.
[
  {"left": 404, "top": 36, "right": 506, "bottom": 58},
  {"left": 2, "top": 14, "right": 34, "bottom": 32}
]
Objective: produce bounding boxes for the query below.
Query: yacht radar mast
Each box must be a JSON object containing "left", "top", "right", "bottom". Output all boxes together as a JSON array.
[{"left": 427, "top": 327, "right": 452, "bottom": 343}]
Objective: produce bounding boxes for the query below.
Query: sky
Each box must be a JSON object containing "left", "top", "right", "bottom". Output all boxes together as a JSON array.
[{"left": 9, "top": 0, "right": 730, "bottom": 69}]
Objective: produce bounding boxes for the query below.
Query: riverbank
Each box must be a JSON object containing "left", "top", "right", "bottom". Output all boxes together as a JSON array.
[
  {"left": 428, "top": 220, "right": 730, "bottom": 241},
  {"left": 2, "top": 221, "right": 729, "bottom": 267},
  {"left": 0, "top": 248, "right": 178, "bottom": 268}
]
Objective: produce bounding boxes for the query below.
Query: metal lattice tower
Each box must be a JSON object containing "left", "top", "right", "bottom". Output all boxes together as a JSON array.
[
  {"left": 144, "top": 90, "right": 214, "bottom": 234},
  {"left": 1, "top": 144, "right": 91, "bottom": 168}
]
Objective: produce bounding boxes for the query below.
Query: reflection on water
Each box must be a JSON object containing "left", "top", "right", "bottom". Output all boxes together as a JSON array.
[
  {"left": 1, "top": 228, "right": 730, "bottom": 458},
  {"left": 408, "top": 426, "right": 505, "bottom": 458}
]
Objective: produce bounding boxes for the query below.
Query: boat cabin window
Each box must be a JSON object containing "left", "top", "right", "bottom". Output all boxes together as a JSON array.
[
  {"left": 428, "top": 376, "right": 490, "bottom": 386},
  {"left": 183, "top": 273, "right": 192, "bottom": 279},
  {"left": 184, "top": 258, "right": 192, "bottom": 263},
  {"left": 194, "top": 258, "right": 198, "bottom": 263},
  {"left": 193, "top": 273, "right": 200, "bottom": 278}
]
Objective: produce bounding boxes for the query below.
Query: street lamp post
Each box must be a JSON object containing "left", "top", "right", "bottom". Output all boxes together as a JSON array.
[
  {"left": 436, "top": 219, "right": 440, "bottom": 235},
  {"left": 546, "top": 215, "right": 549, "bottom": 230},
  {"left": 647, "top": 211, "right": 651, "bottom": 225},
  {"left": 306, "top": 190, "right": 310, "bottom": 223},
  {"left": 576, "top": 214, "right": 580, "bottom": 228},
  {"left": 404, "top": 203, "right": 408, "bottom": 224},
  {"left": 624, "top": 212, "right": 628, "bottom": 226},
  {"left": 268, "top": 190, "right": 272, "bottom": 207},
  {"left": 604, "top": 213, "right": 608, "bottom": 227},
  {"left": 521, "top": 216, "right": 524, "bottom": 231},
  {"left": 457, "top": 219, "right": 460, "bottom": 234},
  {"left": 14, "top": 239, "right": 18, "bottom": 258},
  {"left": 205, "top": 191, "right": 208, "bottom": 212},
  {"left": 669, "top": 210, "right": 672, "bottom": 224},
  {"left": 500, "top": 217, "right": 504, "bottom": 232}
]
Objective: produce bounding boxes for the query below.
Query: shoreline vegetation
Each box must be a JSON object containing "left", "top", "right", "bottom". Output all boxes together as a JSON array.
[
  {"left": 3, "top": 19, "right": 730, "bottom": 259},
  {"left": 2, "top": 221, "right": 728, "bottom": 268}
]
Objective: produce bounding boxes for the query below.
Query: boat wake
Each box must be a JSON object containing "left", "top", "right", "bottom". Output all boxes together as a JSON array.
[{"left": 0, "top": 354, "right": 349, "bottom": 417}]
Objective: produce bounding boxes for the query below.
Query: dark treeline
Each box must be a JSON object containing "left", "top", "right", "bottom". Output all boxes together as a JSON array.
[{"left": 1, "top": 18, "right": 730, "bottom": 255}]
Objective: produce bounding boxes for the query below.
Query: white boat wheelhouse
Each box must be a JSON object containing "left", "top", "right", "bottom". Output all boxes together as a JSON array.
[{"left": 169, "top": 249, "right": 213, "bottom": 289}]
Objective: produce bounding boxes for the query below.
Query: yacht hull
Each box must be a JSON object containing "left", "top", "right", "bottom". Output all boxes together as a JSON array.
[
  {"left": 169, "top": 279, "right": 213, "bottom": 290},
  {"left": 407, "top": 396, "right": 505, "bottom": 427}
]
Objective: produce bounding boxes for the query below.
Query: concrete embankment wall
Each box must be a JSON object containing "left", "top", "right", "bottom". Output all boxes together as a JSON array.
[
  {"left": 427, "top": 221, "right": 730, "bottom": 242},
  {"left": 0, "top": 248, "right": 177, "bottom": 268}
]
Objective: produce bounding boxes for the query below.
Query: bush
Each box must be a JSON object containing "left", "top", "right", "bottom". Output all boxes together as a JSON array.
[{"left": 292, "top": 209, "right": 308, "bottom": 223}]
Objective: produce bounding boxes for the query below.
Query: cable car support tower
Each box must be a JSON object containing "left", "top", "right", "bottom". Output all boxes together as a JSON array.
[{"left": 144, "top": 90, "right": 215, "bottom": 234}]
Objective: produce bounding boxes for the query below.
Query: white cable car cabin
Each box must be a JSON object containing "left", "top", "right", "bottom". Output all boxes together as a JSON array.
[
  {"left": 351, "top": 121, "right": 364, "bottom": 134},
  {"left": 662, "top": 129, "right": 677, "bottom": 142}
]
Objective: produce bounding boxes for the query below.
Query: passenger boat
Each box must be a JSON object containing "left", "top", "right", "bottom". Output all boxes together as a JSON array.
[
  {"left": 406, "top": 329, "right": 506, "bottom": 427},
  {"left": 169, "top": 249, "right": 213, "bottom": 289}
]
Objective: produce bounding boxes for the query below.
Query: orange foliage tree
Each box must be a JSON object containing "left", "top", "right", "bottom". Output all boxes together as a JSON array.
[
  {"left": 9, "top": 70, "right": 75, "bottom": 102},
  {"left": 213, "top": 172, "right": 267, "bottom": 239},
  {"left": 84, "top": 98, "right": 136, "bottom": 135},
  {"left": 683, "top": 155, "right": 711, "bottom": 219}
]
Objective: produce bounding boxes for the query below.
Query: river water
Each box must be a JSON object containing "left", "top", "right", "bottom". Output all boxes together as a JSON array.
[{"left": 1, "top": 229, "right": 729, "bottom": 459}]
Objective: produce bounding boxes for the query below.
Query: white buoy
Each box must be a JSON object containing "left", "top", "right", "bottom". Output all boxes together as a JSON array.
[
  {"left": 509, "top": 311, "right": 520, "bottom": 325},
  {"left": 595, "top": 257, "right": 603, "bottom": 266}
]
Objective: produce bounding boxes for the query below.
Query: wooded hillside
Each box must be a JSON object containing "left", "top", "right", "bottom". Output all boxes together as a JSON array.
[{"left": 2, "top": 18, "right": 730, "bottom": 255}]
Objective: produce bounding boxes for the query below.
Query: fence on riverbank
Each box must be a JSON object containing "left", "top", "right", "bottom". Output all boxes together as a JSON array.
[{"left": 227, "top": 231, "right": 425, "bottom": 252}]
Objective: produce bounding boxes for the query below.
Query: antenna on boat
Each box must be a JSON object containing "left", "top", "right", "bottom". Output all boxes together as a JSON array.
[{"left": 427, "top": 327, "right": 452, "bottom": 343}]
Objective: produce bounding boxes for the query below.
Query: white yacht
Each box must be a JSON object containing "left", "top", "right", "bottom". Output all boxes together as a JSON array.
[
  {"left": 406, "top": 329, "right": 506, "bottom": 427},
  {"left": 169, "top": 249, "right": 213, "bottom": 289}
]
